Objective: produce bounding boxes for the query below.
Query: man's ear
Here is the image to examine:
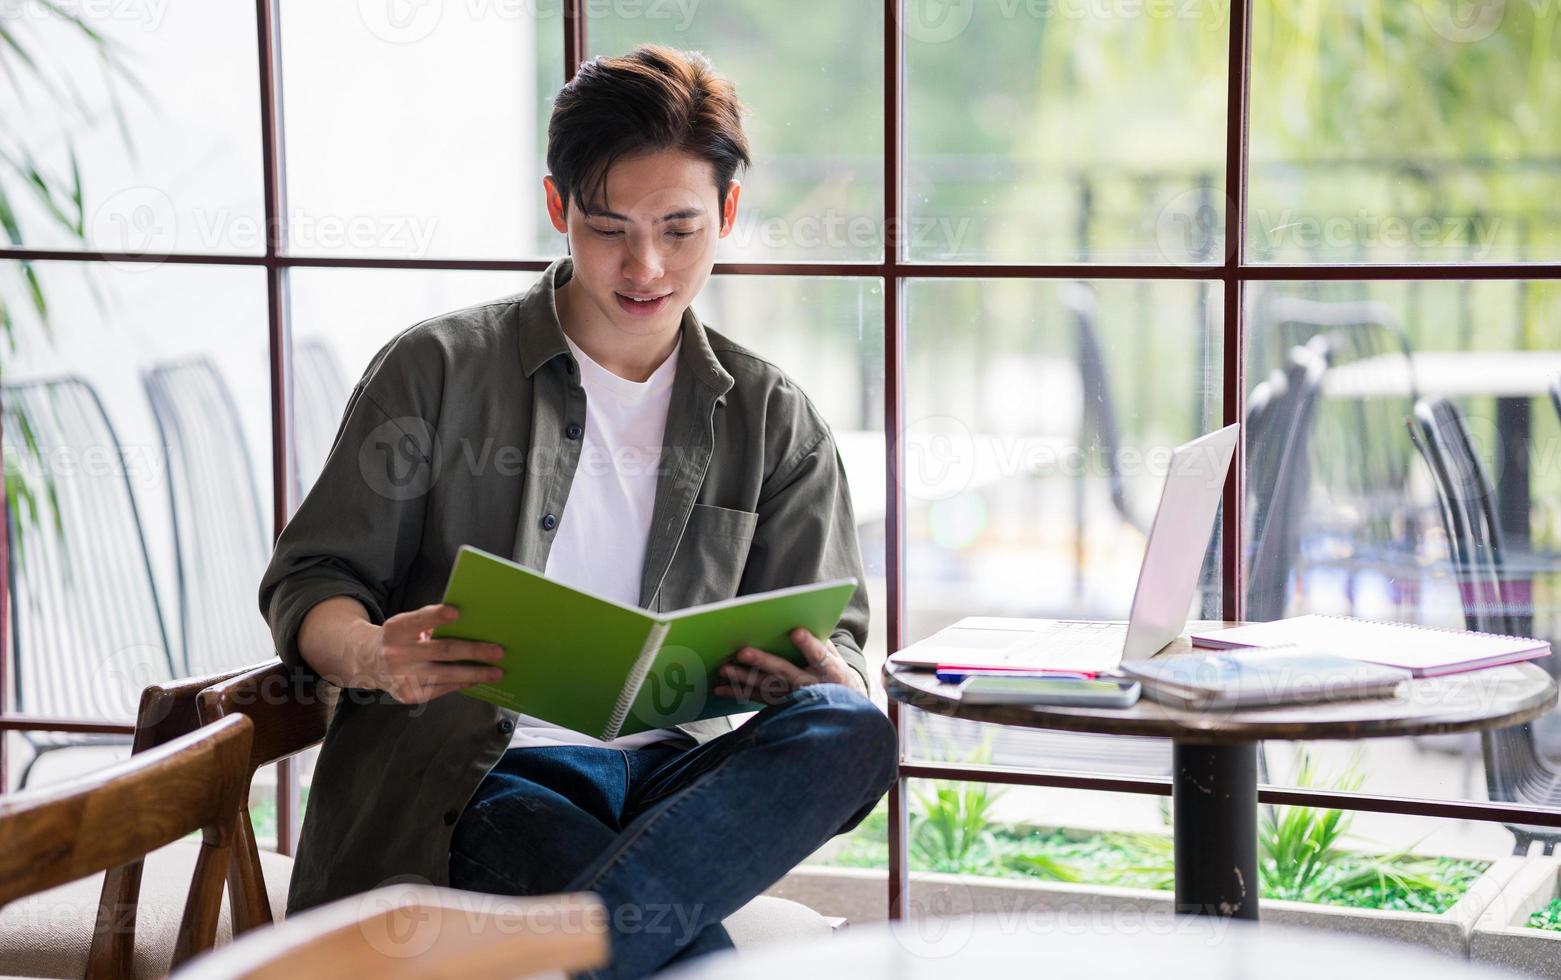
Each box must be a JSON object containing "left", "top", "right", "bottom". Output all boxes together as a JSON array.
[
  {"left": 719, "top": 180, "right": 742, "bottom": 238},
  {"left": 544, "top": 176, "right": 569, "bottom": 234}
]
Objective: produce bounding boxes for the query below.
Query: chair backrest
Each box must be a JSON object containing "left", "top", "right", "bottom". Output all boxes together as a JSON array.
[
  {"left": 0, "top": 712, "right": 254, "bottom": 978},
  {"left": 2, "top": 376, "right": 175, "bottom": 730},
  {"left": 1406, "top": 396, "right": 1513, "bottom": 635},
  {"left": 1245, "top": 338, "right": 1329, "bottom": 620},
  {"left": 143, "top": 358, "right": 274, "bottom": 676},
  {"left": 291, "top": 338, "right": 352, "bottom": 504},
  {"left": 1260, "top": 297, "right": 1420, "bottom": 549},
  {"left": 171, "top": 885, "right": 608, "bottom": 980},
  {"left": 1057, "top": 283, "right": 1142, "bottom": 532},
  {"left": 197, "top": 662, "right": 334, "bottom": 934},
  {"left": 1406, "top": 395, "right": 1548, "bottom": 806}
]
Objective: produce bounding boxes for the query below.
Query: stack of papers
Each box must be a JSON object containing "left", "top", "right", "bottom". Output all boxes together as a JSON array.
[{"left": 1191, "top": 615, "right": 1550, "bottom": 678}]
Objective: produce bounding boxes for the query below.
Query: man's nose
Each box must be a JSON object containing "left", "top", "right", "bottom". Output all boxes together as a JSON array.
[{"left": 622, "top": 234, "right": 664, "bottom": 284}]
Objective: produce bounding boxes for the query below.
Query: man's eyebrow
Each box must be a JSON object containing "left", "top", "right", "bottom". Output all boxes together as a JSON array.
[{"left": 582, "top": 206, "right": 705, "bottom": 222}]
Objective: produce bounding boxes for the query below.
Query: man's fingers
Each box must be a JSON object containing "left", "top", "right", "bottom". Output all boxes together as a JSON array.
[
  {"left": 718, "top": 664, "right": 795, "bottom": 704},
  {"left": 734, "top": 647, "right": 812, "bottom": 688},
  {"left": 385, "top": 603, "right": 459, "bottom": 642},
  {"left": 412, "top": 637, "right": 505, "bottom": 663},
  {"left": 401, "top": 663, "right": 503, "bottom": 697},
  {"left": 791, "top": 628, "right": 830, "bottom": 666}
]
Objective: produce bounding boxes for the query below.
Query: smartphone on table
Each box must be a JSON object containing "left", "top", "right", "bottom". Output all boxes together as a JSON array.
[{"left": 956, "top": 674, "right": 1141, "bottom": 708}]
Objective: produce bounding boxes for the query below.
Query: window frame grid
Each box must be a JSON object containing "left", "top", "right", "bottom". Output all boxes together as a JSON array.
[{"left": 0, "top": 0, "right": 1557, "bottom": 901}]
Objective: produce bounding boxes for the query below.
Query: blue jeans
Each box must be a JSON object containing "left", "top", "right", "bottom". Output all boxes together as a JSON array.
[{"left": 447, "top": 683, "right": 898, "bottom": 979}]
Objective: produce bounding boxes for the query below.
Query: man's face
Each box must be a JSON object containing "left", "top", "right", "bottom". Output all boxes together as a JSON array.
[{"left": 545, "top": 149, "right": 739, "bottom": 339}]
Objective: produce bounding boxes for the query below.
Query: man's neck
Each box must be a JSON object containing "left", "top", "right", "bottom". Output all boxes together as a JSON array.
[{"left": 554, "top": 278, "right": 682, "bottom": 383}]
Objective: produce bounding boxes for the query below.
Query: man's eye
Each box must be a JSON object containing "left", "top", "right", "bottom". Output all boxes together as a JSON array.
[
  {"left": 589, "top": 226, "right": 624, "bottom": 238},
  {"left": 666, "top": 229, "right": 696, "bottom": 240}
]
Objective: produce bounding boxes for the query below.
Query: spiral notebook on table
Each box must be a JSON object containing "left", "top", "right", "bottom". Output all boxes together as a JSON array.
[
  {"left": 1190, "top": 615, "right": 1550, "bottom": 678},
  {"left": 431, "top": 545, "right": 859, "bottom": 740}
]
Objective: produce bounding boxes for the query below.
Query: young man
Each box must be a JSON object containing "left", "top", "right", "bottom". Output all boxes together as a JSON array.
[{"left": 258, "top": 45, "right": 896, "bottom": 978}]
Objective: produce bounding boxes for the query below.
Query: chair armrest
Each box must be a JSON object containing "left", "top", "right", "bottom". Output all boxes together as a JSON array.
[{"left": 170, "top": 886, "right": 610, "bottom": 980}]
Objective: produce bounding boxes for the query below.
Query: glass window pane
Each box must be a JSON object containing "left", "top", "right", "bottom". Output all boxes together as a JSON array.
[
  {"left": 1244, "top": 279, "right": 1561, "bottom": 818},
  {"left": 2, "top": 260, "right": 270, "bottom": 786},
  {"left": 2, "top": 4, "right": 263, "bottom": 255},
  {"left": 1248, "top": 3, "right": 1561, "bottom": 264},
  {"left": 695, "top": 275, "right": 887, "bottom": 680},
  {"left": 587, "top": 4, "right": 884, "bottom": 262},
  {"left": 902, "top": 277, "right": 1221, "bottom": 774},
  {"left": 279, "top": 2, "right": 561, "bottom": 259},
  {"left": 287, "top": 267, "right": 537, "bottom": 501},
  {"left": 905, "top": 1, "right": 1230, "bottom": 263},
  {"left": 907, "top": 277, "right": 1223, "bottom": 629}
]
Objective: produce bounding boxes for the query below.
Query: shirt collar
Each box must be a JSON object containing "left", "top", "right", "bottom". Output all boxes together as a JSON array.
[{"left": 515, "top": 256, "right": 734, "bottom": 399}]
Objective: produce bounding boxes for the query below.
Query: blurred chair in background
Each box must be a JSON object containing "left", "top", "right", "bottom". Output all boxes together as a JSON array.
[
  {"left": 143, "top": 358, "right": 273, "bottom": 677},
  {"left": 1245, "top": 338, "right": 1329, "bottom": 622},
  {"left": 2, "top": 376, "right": 176, "bottom": 789},
  {"left": 1254, "top": 297, "right": 1423, "bottom": 621},
  {"left": 290, "top": 338, "right": 352, "bottom": 505},
  {"left": 1409, "top": 395, "right": 1561, "bottom": 855}
]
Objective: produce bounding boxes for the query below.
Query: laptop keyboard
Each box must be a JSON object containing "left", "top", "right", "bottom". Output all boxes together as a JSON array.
[{"left": 982, "top": 621, "right": 1125, "bottom": 670}]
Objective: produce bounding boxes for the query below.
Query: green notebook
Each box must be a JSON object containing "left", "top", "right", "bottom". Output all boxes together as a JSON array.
[{"left": 430, "top": 544, "right": 859, "bottom": 739}]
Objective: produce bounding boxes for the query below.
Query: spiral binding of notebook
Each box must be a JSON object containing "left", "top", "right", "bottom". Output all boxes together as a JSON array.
[{"left": 1189, "top": 614, "right": 1551, "bottom": 678}]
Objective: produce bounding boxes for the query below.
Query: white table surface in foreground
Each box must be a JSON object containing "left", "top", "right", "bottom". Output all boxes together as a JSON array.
[{"left": 661, "top": 915, "right": 1521, "bottom": 979}]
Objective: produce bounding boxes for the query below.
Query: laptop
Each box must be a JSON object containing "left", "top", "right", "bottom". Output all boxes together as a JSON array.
[{"left": 887, "top": 423, "right": 1240, "bottom": 675}]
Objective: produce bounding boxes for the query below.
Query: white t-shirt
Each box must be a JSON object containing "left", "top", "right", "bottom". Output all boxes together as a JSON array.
[{"left": 506, "top": 331, "right": 689, "bottom": 751}]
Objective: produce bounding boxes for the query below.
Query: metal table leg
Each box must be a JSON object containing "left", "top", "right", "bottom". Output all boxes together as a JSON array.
[{"left": 1172, "top": 740, "right": 1258, "bottom": 919}]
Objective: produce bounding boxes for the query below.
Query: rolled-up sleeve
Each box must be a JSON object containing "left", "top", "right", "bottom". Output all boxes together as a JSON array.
[
  {"left": 738, "top": 423, "right": 872, "bottom": 693},
  {"left": 258, "top": 331, "right": 443, "bottom": 680}
]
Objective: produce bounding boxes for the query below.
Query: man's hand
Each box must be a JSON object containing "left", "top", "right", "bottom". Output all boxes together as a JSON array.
[
  {"left": 351, "top": 603, "right": 506, "bottom": 704},
  {"left": 713, "top": 627, "right": 867, "bottom": 705}
]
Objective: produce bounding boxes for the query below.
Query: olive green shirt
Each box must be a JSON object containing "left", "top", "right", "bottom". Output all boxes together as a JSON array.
[{"left": 258, "top": 256, "right": 870, "bottom": 914}]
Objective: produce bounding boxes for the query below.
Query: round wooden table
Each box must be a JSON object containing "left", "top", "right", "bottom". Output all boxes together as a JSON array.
[{"left": 883, "top": 629, "right": 1557, "bottom": 920}]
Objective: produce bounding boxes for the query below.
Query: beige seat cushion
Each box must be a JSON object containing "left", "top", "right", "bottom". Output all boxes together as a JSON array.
[
  {"left": 721, "top": 895, "right": 832, "bottom": 949},
  {"left": 0, "top": 840, "right": 291, "bottom": 980}
]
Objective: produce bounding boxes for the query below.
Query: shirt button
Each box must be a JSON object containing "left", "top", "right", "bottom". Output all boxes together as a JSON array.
[
  {"left": 443, "top": 807, "right": 459, "bottom": 826},
  {"left": 498, "top": 718, "right": 514, "bottom": 735},
  {"left": 541, "top": 513, "right": 558, "bottom": 531},
  {"left": 565, "top": 423, "right": 583, "bottom": 440}
]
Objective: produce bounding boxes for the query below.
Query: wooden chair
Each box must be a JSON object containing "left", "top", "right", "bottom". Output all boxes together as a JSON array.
[
  {"left": 171, "top": 885, "right": 607, "bottom": 980},
  {"left": 0, "top": 713, "right": 254, "bottom": 979},
  {"left": 108, "top": 659, "right": 838, "bottom": 961},
  {"left": 189, "top": 661, "right": 840, "bottom": 945},
  {"left": 195, "top": 661, "right": 334, "bottom": 933}
]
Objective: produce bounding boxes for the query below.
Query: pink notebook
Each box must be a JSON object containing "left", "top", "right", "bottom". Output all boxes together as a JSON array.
[{"left": 1190, "top": 615, "right": 1550, "bottom": 678}]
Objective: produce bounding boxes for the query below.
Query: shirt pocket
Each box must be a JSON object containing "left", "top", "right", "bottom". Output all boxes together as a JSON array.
[{"left": 661, "top": 503, "right": 759, "bottom": 610}]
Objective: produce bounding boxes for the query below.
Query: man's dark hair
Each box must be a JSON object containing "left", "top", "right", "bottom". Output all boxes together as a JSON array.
[{"left": 547, "top": 45, "right": 751, "bottom": 215}]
